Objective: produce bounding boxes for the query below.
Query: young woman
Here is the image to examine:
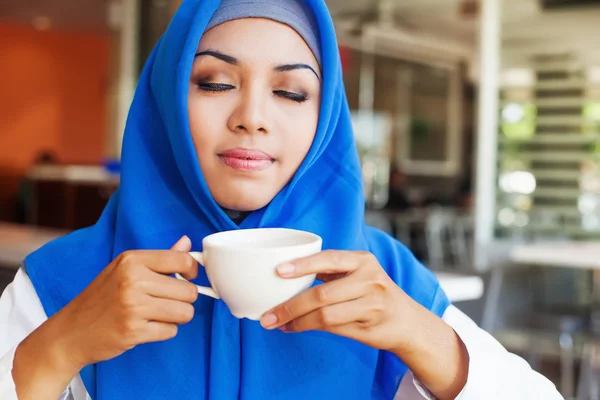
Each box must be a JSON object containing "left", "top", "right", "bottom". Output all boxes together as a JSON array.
[{"left": 0, "top": 0, "right": 563, "bottom": 399}]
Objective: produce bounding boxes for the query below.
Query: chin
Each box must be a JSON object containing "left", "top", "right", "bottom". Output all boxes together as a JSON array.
[{"left": 212, "top": 189, "right": 276, "bottom": 212}]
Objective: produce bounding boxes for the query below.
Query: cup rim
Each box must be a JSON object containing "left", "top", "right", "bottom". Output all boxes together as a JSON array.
[{"left": 202, "top": 228, "right": 322, "bottom": 252}]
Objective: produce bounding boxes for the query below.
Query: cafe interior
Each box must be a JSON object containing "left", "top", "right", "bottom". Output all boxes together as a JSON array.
[{"left": 2, "top": 0, "right": 600, "bottom": 398}]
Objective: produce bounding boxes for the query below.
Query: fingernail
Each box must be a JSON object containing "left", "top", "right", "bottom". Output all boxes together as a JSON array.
[
  {"left": 261, "top": 313, "right": 278, "bottom": 329},
  {"left": 277, "top": 263, "right": 295, "bottom": 277},
  {"left": 176, "top": 235, "right": 190, "bottom": 244},
  {"left": 279, "top": 324, "right": 289, "bottom": 333}
]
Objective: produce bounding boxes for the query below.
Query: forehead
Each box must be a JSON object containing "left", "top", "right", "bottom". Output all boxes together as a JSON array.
[{"left": 197, "top": 18, "right": 318, "bottom": 68}]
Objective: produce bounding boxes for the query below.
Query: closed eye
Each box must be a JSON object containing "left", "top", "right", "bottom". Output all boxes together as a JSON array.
[
  {"left": 273, "top": 90, "right": 308, "bottom": 103},
  {"left": 198, "top": 82, "right": 235, "bottom": 92}
]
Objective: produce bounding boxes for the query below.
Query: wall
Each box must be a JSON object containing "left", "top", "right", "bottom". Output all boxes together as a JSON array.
[
  {"left": 0, "top": 23, "right": 109, "bottom": 221},
  {"left": 0, "top": 23, "right": 109, "bottom": 170}
]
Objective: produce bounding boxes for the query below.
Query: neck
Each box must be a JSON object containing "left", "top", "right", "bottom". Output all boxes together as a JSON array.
[{"left": 221, "top": 208, "right": 251, "bottom": 225}]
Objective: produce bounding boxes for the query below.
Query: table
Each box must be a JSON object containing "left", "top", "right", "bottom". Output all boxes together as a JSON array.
[
  {"left": 0, "top": 223, "right": 67, "bottom": 269},
  {"left": 436, "top": 272, "right": 484, "bottom": 303},
  {"left": 26, "top": 165, "right": 118, "bottom": 230},
  {"left": 511, "top": 241, "right": 600, "bottom": 314},
  {"left": 511, "top": 241, "right": 600, "bottom": 315},
  {"left": 512, "top": 242, "right": 600, "bottom": 270},
  {"left": 511, "top": 241, "right": 600, "bottom": 398},
  {"left": 511, "top": 240, "right": 600, "bottom": 325}
]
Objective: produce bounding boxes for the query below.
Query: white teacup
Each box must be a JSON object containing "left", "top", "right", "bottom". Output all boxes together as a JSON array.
[{"left": 176, "top": 228, "right": 322, "bottom": 320}]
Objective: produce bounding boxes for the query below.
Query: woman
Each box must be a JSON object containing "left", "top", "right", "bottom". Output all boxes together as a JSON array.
[{"left": 0, "top": 0, "right": 562, "bottom": 399}]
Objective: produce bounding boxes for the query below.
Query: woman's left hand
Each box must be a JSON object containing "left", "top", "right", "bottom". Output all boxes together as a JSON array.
[
  {"left": 261, "top": 250, "right": 469, "bottom": 400},
  {"left": 260, "top": 250, "right": 413, "bottom": 352}
]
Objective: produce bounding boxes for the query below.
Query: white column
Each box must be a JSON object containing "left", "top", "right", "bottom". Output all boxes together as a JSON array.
[
  {"left": 106, "top": 0, "right": 140, "bottom": 159},
  {"left": 358, "top": 32, "right": 375, "bottom": 114},
  {"left": 474, "top": 0, "right": 502, "bottom": 269}
]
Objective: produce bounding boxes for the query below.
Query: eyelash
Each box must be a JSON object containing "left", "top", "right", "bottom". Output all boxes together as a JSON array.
[
  {"left": 273, "top": 90, "right": 308, "bottom": 103},
  {"left": 198, "top": 82, "right": 233, "bottom": 92},
  {"left": 197, "top": 82, "right": 308, "bottom": 103}
]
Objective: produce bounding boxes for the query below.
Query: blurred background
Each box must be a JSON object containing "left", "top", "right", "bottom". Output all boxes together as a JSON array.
[{"left": 2, "top": 0, "right": 600, "bottom": 397}]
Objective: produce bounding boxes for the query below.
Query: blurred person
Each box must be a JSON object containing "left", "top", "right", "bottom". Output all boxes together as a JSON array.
[
  {"left": 385, "top": 165, "right": 411, "bottom": 240},
  {"left": 457, "top": 175, "right": 473, "bottom": 210},
  {"left": 32, "top": 151, "right": 59, "bottom": 166},
  {"left": 0, "top": 1, "right": 562, "bottom": 399},
  {"left": 386, "top": 165, "right": 411, "bottom": 212}
]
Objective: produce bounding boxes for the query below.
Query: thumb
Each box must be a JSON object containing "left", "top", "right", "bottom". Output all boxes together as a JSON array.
[{"left": 171, "top": 235, "right": 192, "bottom": 252}]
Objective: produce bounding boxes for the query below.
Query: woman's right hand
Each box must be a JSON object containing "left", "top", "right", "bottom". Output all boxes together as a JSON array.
[
  {"left": 13, "top": 236, "right": 199, "bottom": 400},
  {"left": 57, "top": 235, "right": 199, "bottom": 367}
]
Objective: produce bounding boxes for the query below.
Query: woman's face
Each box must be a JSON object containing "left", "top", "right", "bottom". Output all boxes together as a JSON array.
[{"left": 188, "top": 18, "right": 321, "bottom": 211}]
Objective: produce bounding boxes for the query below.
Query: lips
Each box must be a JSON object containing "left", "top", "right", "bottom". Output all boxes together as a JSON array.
[{"left": 218, "top": 148, "right": 274, "bottom": 172}]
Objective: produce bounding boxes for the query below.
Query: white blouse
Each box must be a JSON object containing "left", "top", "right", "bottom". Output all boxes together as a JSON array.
[{"left": 0, "top": 268, "right": 563, "bottom": 400}]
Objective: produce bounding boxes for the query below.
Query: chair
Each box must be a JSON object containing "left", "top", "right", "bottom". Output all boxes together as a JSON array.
[
  {"left": 424, "top": 207, "right": 454, "bottom": 270},
  {"left": 523, "top": 307, "right": 588, "bottom": 399},
  {"left": 449, "top": 213, "right": 474, "bottom": 270},
  {"left": 577, "top": 306, "right": 600, "bottom": 399}
]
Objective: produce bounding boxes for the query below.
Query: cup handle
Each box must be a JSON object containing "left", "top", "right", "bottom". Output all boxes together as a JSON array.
[{"left": 174, "top": 252, "right": 220, "bottom": 299}]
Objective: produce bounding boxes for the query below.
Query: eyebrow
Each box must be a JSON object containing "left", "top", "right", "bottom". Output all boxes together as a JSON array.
[
  {"left": 195, "top": 50, "right": 238, "bottom": 65},
  {"left": 195, "top": 50, "right": 320, "bottom": 81},
  {"left": 275, "top": 63, "right": 320, "bottom": 81}
]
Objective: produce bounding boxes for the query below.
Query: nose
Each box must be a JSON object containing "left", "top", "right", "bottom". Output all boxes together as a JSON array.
[{"left": 227, "top": 84, "right": 270, "bottom": 135}]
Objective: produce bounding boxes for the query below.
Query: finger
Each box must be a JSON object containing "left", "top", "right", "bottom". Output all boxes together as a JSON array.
[
  {"left": 169, "top": 236, "right": 195, "bottom": 280},
  {"left": 144, "top": 273, "right": 199, "bottom": 303},
  {"left": 171, "top": 235, "right": 192, "bottom": 252},
  {"left": 142, "top": 297, "right": 196, "bottom": 325},
  {"left": 260, "top": 276, "right": 365, "bottom": 329},
  {"left": 119, "top": 250, "right": 198, "bottom": 279},
  {"left": 140, "top": 322, "right": 179, "bottom": 344},
  {"left": 316, "top": 272, "right": 350, "bottom": 283},
  {"left": 276, "top": 250, "right": 368, "bottom": 279},
  {"left": 283, "top": 297, "right": 372, "bottom": 334}
]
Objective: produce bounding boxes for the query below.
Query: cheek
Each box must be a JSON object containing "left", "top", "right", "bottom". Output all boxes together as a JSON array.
[
  {"left": 188, "top": 97, "right": 228, "bottom": 153},
  {"left": 277, "top": 106, "right": 319, "bottom": 164}
]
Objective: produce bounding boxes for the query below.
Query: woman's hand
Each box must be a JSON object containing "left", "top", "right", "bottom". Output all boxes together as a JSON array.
[
  {"left": 57, "top": 236, "right": 200, "bottom": 367},
  {"left": 260, "top": 251, "right": 407, "bottom": 351},
  {"left": 13, "top": 236, "right": 200, "bottom": 400},
  {"left": 260, "top": 250, "right": 469, "bottom": 400}
]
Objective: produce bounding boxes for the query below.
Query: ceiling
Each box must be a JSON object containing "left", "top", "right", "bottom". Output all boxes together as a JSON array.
[
  {"left": 0, "top": 0, "right": 476, "bottom": 38},
  {"left": 1, "top": 0, "right": 599, "bottom": 68},
  {"left": 329, "top": 0, "right": 600, "bottom": 68},
  {"left": 500, "top": 0, "right": 600, "bottom": 67},
  {"left": 327, "top": 0, "right": 478, "bottom": 46}
]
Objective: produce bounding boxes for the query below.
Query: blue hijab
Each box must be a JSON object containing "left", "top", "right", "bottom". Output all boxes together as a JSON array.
[{"left": 25, "top": 0, "right": 451, "bottom": 398}]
